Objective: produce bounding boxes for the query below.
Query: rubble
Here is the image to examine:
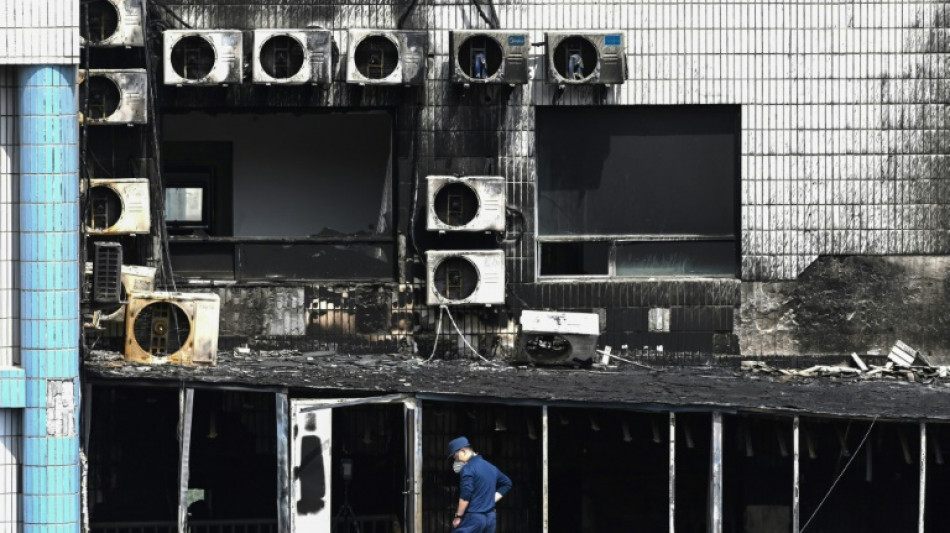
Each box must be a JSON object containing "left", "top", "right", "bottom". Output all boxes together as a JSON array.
[{"left": 740, "top": 341, "right": 948, "bottom": 384}]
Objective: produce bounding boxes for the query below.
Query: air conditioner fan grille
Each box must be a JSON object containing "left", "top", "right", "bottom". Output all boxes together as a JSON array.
[{"left": 132, "top": 302, "right": 191, "bottom": 357}]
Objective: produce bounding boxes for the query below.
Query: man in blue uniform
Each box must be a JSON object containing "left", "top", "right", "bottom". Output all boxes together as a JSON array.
[{"left": 447, "top": 436, "right": 513, "bottom": 533}]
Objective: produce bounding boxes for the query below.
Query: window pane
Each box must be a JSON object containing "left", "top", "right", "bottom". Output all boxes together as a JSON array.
[
  {"left": 537, "top": 106, "right": 738, "bottom": 236},
  {"left": 616, "top": 241, "right": 736, "bottom": 277},
  {"left": 239, "top": 244, "right": 393, "bottom": 280},
  {"left": 540, "top": 242, "right": 610, "bottom": 276},
  {"left": 165, "top": 187, "right": 204, "bottom": 222}
]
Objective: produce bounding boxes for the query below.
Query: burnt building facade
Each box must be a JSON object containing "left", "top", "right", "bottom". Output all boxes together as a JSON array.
[{"left": 2, "top": 0, "right": 950, "bottom": 531}]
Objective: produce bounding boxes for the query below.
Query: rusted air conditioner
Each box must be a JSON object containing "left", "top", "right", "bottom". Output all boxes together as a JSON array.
[
  {"left": 426, "top": 175, "right": 505, "bottom": 233},
  {"left": 124, "top": 292, "right": 220, "bottom": 365},
  {"left": 84, "top": 178, "right": 150, "bottom": 235},
  {"left": 545, "top": 31, "right": 626, "bottom": 86},
  {"left": 163, "top": 30, "right": 243, "bottom": 86},
  {"left": 80, "top": 69, "right": 147, "bottom": 125},
  {"left": 252, "top": 29, "right": 333, "bottom": 85},
  {"left": 450, "top": 30, "right": 530, "bottom": 86},
  {"left": 80, "top": 0, "right": 144, "bottom": 47},
  {"left": 346, "top": 29, "right": 427, "bottom": 86},
  {"left": 516, "top": 310, "right": 600, "bottom": 365},
  {"left": 425, "top": 250, "right": 504, "bottom": 306}
]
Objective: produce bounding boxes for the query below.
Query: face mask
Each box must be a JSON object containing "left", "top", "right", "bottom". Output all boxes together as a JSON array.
[{"left": 452, "top": 460, "right": 465, "bottom": 474}]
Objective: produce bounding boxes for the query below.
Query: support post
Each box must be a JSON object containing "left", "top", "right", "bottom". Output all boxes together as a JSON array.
[
  {"left": 276, "top": 393, "right": 290, "bottom": 533},
  {"left": 542, "top": 405, "right": 549, "bottom": 533},
  {"left": 413, "top": 399, "right": 423, "bottom": 533},
  {"left": 793, "top": 416, "right": 800, "bottom": 533},
  {"left": 18, "top": 64, "right": 81, "bottom": 533},
  {"left": 710, "top": 412, "right": 723, "bottom": 533},
  {"left": 669, "top": 412, "right": 676, "bottom": 533},
  {"left": 919, "top": 422, "right": 926, "bottom": 533},
  {"left": 177, "top": 389, "right": 194, "bottom": 533}
]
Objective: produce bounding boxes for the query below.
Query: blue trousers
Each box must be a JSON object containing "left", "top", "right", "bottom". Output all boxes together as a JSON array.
[{"left": 452, "top": 511, "right": 496, "bottom": 533}]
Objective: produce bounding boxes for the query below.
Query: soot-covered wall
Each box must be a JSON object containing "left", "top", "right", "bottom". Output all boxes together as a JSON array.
[{"left": 88, "top": 0, "right": 950, "bottom": 359}]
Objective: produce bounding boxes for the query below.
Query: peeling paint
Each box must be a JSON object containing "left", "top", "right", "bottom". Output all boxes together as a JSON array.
[{"left": 46, "top": 380, "right": 76, "bottom": 438}]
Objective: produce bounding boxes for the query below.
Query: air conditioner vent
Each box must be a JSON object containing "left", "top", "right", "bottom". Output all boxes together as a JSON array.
[
  {"left": 252, "top": 30, "right": 334, "bottom": 85},
  {"left": 92, "top": 242, "right": 123, "bottom": 308},
  {"left": 426, "top": 176, "right": 505, "bottom": 232},
  {"left": 125, "top": 292, "right": 220, "bottom": 365},
  {"left": 80, "top": 70, "right": 147, "bottom": 125},
  {"left": 450, "top": 31, "right": 530, "bottom": 85},
  {"left": 516, "top": 310, "right": 601, "bottom": 365},
  {"left": 346, "top": 30, "right": 428, "bottom": 86},
  {"left": 546, "top": 31, "right": 626, "bottom": 86},
  {"left": 426, "top": 250, "right": 505, "bottom": 306},
  {"left": 85, "top": 178, "right": 150, "bottom": 235},
  {"left": 163, "top": 30, "right": 243, "bottom": 86},
  {"left": 80, "top": 0, "right": 144, "bottom": 47}
]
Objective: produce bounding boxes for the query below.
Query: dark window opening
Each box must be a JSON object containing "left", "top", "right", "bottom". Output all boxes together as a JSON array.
[
  {"left": 800, "top": 418, "right": 919, "bottom": 532},
  {"left": 536, "top": 106, "right": 739, "bottom": 278},
  {"left": 539, "top": 241, "right": 610, "bottom": 276},
  {"left": 88, "top": 386, "right": 180, "bottom": 525},
  {"left": 163, "top": 111, "right": 395, "bottom": 280},
  {"left": 549, "top": 409, "right": 670, "bottom": 532},
  {"left": 422, "top": 402, "right": 543, "bottom": 532},
  {"left": 722, "top": 415, "right": 794, "bottom": 532},
  {"left": 926, "top": 424, "right": 950, "bottom": 531},
  {"left": 189, "top": 390, "right": 278, "bottom": 523}
]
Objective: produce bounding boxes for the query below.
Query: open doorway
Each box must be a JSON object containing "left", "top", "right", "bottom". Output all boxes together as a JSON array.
[{"left": 291, "top": 397, "right": 413, "bottom": 533}]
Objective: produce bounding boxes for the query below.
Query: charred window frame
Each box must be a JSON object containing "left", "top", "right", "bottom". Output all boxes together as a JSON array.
[
  {"left": 162, "top": 110, "right": 397, "bottom": 282},
  {"left": 536, "top": 105, "right": 740, "bottom": 279}
]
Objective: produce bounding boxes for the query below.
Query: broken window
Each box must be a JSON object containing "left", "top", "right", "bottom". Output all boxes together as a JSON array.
[
  {"left": 88, "top": 386, "right": 180, "bottom": 526},
  {"left": 163, "top": 112, "right": 395, "bottom": 280},
  {"left": 799, "top": 418, "right": 919, "bottom": 532},
  {"left": 549, "top": 408, "right": 669, "bottom": 532},
  {"left": 536, "top": 106, "right": 739, "bottom": 278}
]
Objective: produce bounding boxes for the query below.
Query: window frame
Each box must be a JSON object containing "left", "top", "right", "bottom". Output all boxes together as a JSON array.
[{"left": 533, "top": 105, "right": 741, "bottom": 281}]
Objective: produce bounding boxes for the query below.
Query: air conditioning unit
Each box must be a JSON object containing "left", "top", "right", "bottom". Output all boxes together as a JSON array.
[
  {"left": 545, "top": 31, "right": 626, "bottom": 86},
  {"left": 92, "top": 242, "right": 123, "bottom": 308},
  {"left": 84, "top": 178, "right": 151, "bottom": 235},
  {"left": 516, "top": 310, "right": 600, "bottom": 365},
  {"left": 124, "top": 291, "right": 220, "bottom": 365},
  {"left": 100, "top": 265, "right": 158, "bottom": 322},
  {"left": 426, "top": 175, "right": 505, "bottom": 233},
  {"left": 425, "top": 250, "right": 504, "bottom": 306},
  {"left": 163, "top": 30, "right": 243, "bottom": 86},
  {"left": 346, "top": 29, "right": 427, "bottom": 86},
  {"left": 252, "top": 29, "right": 333, "bottom": 85},
  {"left": 80, "top": 0, "right": 144, "bottom": 47},
  {"left": 450, "top": 31, "right": 530, "bottom": 85},
  {"left": 79, "top": 69, "right": 147, "bottom": 125}
]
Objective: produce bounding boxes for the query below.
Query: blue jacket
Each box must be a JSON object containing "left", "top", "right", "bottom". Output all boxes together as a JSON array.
[{"left": 459, "top": 455, "right": 512, "bottom": 513}]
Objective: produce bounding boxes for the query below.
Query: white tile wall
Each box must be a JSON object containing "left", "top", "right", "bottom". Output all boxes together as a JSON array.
[
  {"left": 0, "top": 67, "right": 17, "bottom": 368},
  {"left": 0, "top": 0, "right": 79, "bottom": 65},
  {"left": 0, "top": 409, "right": 21, "bottom": 533}
]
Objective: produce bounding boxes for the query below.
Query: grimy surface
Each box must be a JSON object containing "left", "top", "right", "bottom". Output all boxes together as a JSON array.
[{"left": 85, "top": 350, "right": 950, "bottom": 422}]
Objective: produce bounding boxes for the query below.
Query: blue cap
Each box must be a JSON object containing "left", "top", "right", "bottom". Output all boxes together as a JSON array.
[{"left": 447, "top": 436, "right": 471, "bottom": 458}]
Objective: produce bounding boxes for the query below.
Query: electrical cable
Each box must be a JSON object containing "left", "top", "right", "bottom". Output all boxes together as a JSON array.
[
  {"left": 424, "top": 305, "right": 495, "bottom": 364},
  {"left": 396, "top": 0, "right": 419, "bottom": 29},
  {"left": 799, "top": 418, "right": 878, "bottom": 532}
]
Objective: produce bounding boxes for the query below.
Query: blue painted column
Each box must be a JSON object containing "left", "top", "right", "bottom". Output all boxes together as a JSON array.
[{"left": 18, "top": 65, "right": 80, "bottom": 533}]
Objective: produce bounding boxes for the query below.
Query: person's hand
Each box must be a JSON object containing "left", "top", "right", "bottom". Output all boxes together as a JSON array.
[{"left": 452, "top": 517, "right": 462, "bottom": 529}]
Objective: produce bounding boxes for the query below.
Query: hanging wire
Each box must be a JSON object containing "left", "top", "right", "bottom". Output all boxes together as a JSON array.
[
  {"left": 799, "top": 417, "right": 878, "bottom": 532},
  {"left": 424, "top": 305, "right": 495, "bottom": 365}
]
